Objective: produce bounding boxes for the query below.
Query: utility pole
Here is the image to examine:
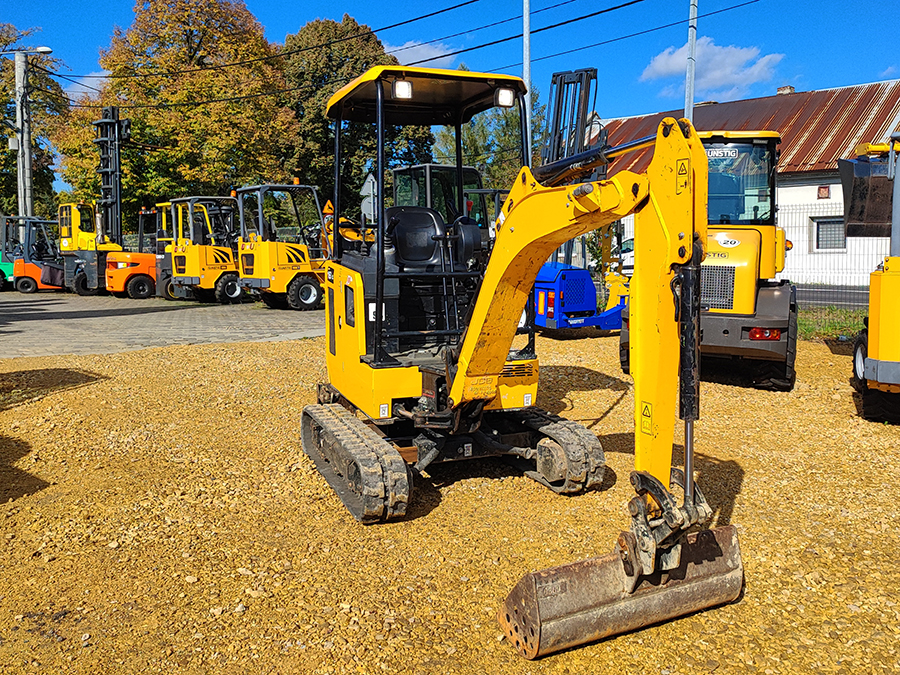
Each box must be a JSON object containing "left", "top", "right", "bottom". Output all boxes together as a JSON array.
[
  {"left": 523, "top": 0, "right": 533, "bottom": 161},
  {"left": 4, "top": 46, "right": 52, "bottom": 217},
  {"left": 684, "top": 0, "right": 699, "bottom": 122}
]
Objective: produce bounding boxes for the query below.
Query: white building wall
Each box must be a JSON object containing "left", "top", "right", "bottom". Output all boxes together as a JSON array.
[{"left": 613, "top": 179, "right": 889, "bottom": 287}]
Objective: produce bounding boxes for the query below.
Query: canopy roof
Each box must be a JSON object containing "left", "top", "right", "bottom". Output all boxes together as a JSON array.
[{"left": 326, "top": 66, "right": 527, "bottom": 126}]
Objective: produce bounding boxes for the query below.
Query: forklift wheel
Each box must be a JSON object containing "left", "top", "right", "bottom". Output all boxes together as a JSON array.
[
  {"left": 16, "top": 277, "right": 38, "bottom": 294},
  {"left": 287, "top": 275, "right": 322, "bottom": 311},
  {"left": 73, "top": 272, "right": 97, "bottom": 296},
  {"left": 0, "top": 272, "right": 8, "bottom": 291},
  {"left": 127, "top": 274, "right": 155, "bottom": 300},
  {"left": 163, "top": 280, "right": 177, "bottom": 301}
]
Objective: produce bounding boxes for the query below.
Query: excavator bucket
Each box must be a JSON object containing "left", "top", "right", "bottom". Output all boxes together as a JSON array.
[{"left": 498, "top": 525, "right": 742, "bottom": 659}]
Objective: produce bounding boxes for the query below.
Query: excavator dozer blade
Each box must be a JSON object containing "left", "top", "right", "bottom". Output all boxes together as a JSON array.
[{"left": 498, "top": 525, "right": 742, "bottom": 659}]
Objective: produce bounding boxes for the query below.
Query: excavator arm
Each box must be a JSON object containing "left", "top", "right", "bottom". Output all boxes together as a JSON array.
[
  {"left": 493, "top": 120, "right": 745, "bottom": 659},
  {"left": 450, "top": 117, "right": 706, "bottom": 487}
]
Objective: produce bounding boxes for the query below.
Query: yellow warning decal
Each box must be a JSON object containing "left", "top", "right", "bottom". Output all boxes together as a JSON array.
[
  {"left": 641, "top": 401, "right": 652, "bottom": 435},
  {"left": 676, "top": 158, "right": 689, "bottom": 194}
]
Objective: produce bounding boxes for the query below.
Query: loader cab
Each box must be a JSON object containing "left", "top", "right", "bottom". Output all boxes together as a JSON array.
[
  {"left": 58, "top": 202, "right": 102, "bottom": 252},
  {"left": 173, "top": 197, "right": 237, "bottom": 248},
  {"left": 237, "top": 184, "right": 327, "bottom": 254},
  {"left": 324, "top": 65, "right": 531, "bottom": 418}
]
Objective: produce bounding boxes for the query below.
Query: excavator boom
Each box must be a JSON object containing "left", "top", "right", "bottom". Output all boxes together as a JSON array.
[{"left": 499, "top": 119, "right": 745, "bottom": 658}]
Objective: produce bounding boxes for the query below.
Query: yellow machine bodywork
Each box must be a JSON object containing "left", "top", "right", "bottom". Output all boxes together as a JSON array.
[
  {"left": 238, "top": 236, "right": 326, "bottom": 292},
  {"left": 173, "top": 202, "right": 236, "bottom": 291},
  {"left": 868, "top": 257, "right": 900, "bottom": 393},
  {"left": 58, "top": 202, "right": 119, "bottom": 253}
]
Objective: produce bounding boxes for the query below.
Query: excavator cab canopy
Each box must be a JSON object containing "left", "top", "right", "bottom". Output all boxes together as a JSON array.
[{"left": 326, "top": 66, "right": 527, "bottom": 126}]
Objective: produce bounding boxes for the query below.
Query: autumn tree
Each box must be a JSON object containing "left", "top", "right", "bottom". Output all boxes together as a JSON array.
[
  {"left": 281, "top": 15, "right": 434, "bottom": 216},
  {"left": 0, "top": 23, "right": 67, "bottom": 217},
  {"left": 50, "top": 0, "right": 299, "bottom": 226}
]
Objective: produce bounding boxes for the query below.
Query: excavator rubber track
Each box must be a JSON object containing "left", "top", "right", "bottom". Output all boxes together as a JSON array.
[
  {"left": 300, "top": 404, "right": 409, "bottom": 523},
  {"left": 502, "top": 408, "right": 606, "bottom": 493}
]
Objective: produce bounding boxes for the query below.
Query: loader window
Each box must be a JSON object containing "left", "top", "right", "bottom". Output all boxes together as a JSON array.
[
  {"left": 77, "top": 204, "right": 95, "bottom": 233},
  {"left": 705, "top": 142, "right": 775, "bottom": 225}
]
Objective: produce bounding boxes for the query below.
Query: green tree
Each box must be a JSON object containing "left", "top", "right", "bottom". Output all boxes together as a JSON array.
[
  {"left": 282, "top": 15, "right": 433, "bottom": 217},
  {"left": 433, "top": 65, "right": 547, "bottom": 192},
  {"left": 50, "top": 0, "right": 299, "bottom": 228},
  {"left": 1, "top": 23, "right": 67, "bottom": 217}
]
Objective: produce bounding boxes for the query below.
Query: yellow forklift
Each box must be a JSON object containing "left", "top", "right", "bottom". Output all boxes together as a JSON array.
[
  {"left": 841, "top": 134, "right": 900, "bottom": 423},
  {"left": 170, "top": 196, "right": 243, "bottom": 303},
  {"left": 235, "top": 182, "right": 329, "bottom": 309},
  {"left": 299, "top": 65, "right": 743, "bottom": 656}
]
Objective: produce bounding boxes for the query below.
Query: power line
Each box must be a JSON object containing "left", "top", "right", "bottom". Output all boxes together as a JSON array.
[
  {"left": 488, "top": 0, "right": 761, "bottom": 70},
  {"left": 390, "top": 0, "right": 586, "bottom": 55},
  {"left": 46, "top": 0, "right": 481, "bottom": 81},
  {"left": 407, "top": 0, "right": 646, "bottom": 66}
]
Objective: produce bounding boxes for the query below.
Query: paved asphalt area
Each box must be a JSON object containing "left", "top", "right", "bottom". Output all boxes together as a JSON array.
[{"left": 0, "top": 291, "right": 326, "bottom": 358}]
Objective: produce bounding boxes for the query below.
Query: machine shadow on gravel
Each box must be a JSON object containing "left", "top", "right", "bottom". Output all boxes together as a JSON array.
[
  {"left": 0, "top": 435, "right": 49, "bottom": 502},
  {"left": 599, "top": 434, "right": 744, "bottom": 527},
  {"left": 2, "top": 303, "right": 198, "bottom": 324},
  {"left": 0, "top": 368, "right": 106, "bottom": 412},
  {"left": 537, "top": 365, "right": 630, "bottom": 417}
]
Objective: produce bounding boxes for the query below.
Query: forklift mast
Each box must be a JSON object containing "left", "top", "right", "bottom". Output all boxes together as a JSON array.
[{"left": 92, "top": 106, "right": 130, "bottom": 247}]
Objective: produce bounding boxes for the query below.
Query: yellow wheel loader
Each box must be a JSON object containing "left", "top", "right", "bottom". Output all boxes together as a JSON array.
[
  {"left": 841, "top": 135, "right": 900, "bottom": 423},
  {"left": 299, "top": 66, "right": 743, "bottom": 655},
  {"left": 620, "top": 131, "right": 798, "bottom": 390},
  {"left": 169, "top": 196, "right": 244, "bottom": 304},
  {"left": 235, "top": 183, "right": 329, "bottom": 310}
]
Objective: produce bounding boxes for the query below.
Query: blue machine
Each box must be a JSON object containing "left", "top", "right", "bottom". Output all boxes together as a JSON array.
[{"left": 534, "top": 260, "right": 624, "bottom": 330}]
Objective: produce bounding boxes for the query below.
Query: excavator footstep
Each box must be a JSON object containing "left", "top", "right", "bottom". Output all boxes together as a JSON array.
[{"left": 498, "top": 524, "right": 742, "bottom": 659}]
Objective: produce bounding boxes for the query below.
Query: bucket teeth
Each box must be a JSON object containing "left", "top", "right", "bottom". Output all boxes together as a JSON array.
[{"left": 499, "top": 525, "right": 743, "bottom": 659}]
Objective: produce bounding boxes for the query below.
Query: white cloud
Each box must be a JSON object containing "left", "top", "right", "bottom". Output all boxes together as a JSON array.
[
  {"left": 881, "top": 65, "right": 898, "bottom": 78},
  {"left": 641, "top": 36, "right": 783, "bottom": 101},
  {"left": 383, "top": 41, "right": 455, "bottom": 68},
  {"left": 63, "top": 71, "right": 109, "bottom": 101}
]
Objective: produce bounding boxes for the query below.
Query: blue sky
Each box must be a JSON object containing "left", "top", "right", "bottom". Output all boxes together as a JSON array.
[{"left": 5, "top": 0, "right": 899, "bottom": 121}]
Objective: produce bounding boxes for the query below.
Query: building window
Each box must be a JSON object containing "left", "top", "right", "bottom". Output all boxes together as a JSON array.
[{"left": 813, "top": 217, "right": 845, "bottom": 251}]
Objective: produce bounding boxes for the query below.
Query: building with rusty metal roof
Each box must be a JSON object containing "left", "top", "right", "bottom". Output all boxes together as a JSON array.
[
  {"left": 595, "top": 79, "right": 900, "bottom": 179},
  {"left": 597, "top": 80, "right": 900, "bottom": 295}
]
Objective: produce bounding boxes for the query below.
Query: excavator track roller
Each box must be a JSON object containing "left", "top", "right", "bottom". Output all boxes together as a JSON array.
[
  {"left": 498, "top": 524, "right": 742, "bottom": 659},
  {"left": 300, "top": 404, "right": 409, "bottom": 523}
]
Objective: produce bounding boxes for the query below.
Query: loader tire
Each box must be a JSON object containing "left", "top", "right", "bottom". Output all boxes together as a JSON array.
[
  {"left": 851, "top": 330, "right": 868, "bottom": 394},
  {"left": 16, "top": 277, "right": 38, "bottom": 294},
  {"left": 287, "top": 275, "right": 322, "bottom": 311},
  {"left": 261, "top": 292, "right": 289, "bottom": 309},
  {"left": 127, "top": 274, "right": 155, "bottom": 299},
  {"left": 163, "top": 279, "right": 177, "bottom": 301},
  {"left": 214, "top": 273, "right": 243, "bottom": 304},
  {"left": 861, "top": 389, "right": 900, "bottom": 425},
  {"left": 73, "top": 271, "right": 97, "bottom": 296}
]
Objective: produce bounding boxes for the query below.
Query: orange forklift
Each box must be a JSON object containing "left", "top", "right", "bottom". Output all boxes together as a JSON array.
[
  {"left": 104, "top": 205, "right": 172, "bottom": 299},
  {"left": 4, "top": 216, "right": 64, "bottom": 293}
]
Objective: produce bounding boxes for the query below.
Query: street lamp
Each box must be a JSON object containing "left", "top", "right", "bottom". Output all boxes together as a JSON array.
[{"left": 1, "top": 45, "right": 53, "bottom": 217}]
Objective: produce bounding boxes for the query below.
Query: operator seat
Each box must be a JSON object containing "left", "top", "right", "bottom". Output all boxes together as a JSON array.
[{"left": 385, "top": 206, "right": 448, "bottom": 272}]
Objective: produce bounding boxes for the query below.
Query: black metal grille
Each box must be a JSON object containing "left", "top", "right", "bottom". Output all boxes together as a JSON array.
[
  {"left": 701, "top": 265, "right": 735, "bottom": 310},
  {"left": 500, "top": 363, "right": 534, "bottom": 379}
]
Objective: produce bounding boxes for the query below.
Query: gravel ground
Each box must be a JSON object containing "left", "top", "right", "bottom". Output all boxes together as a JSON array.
[{"left": 0, "top": 335, "right": 898, "bottom": 674}]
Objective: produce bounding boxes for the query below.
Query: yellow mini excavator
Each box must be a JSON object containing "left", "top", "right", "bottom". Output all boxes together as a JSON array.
[{"left": 300, "top": 65, "right": 743, "bottom": 656}]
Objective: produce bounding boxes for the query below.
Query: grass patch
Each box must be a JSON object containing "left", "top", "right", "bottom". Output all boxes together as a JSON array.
[{"left": 798, "top": 306, "right": 866, "bottom": 341}]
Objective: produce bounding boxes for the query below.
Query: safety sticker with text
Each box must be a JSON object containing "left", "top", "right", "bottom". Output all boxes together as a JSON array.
[{"left": 641, "top": 401, "right": 652, "bottom": 435}]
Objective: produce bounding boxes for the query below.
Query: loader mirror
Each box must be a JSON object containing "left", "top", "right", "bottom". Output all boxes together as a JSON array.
[
  {"left": 392, "top": 79, "right": 413, "bottom": 100},
  {"left": 495, "top": 87, "right": 515, "bottom": 108}
]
